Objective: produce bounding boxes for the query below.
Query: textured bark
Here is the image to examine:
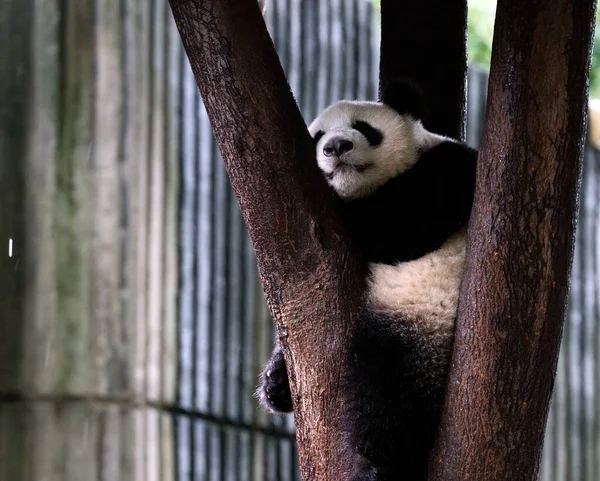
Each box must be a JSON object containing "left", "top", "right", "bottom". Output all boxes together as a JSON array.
[
  {"left": 429, "top": 1, "right": 596, "bottom": 480},
  {"left": 168, "top": 1, "right": 365, "bottom": 480},
  {"left": 379, "top": 0, "right": 468, "bottom": 140}
]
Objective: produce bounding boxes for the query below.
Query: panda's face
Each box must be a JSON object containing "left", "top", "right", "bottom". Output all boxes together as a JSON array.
[{"left": 308, "top": 101, "right": 429, "bottom": 200}]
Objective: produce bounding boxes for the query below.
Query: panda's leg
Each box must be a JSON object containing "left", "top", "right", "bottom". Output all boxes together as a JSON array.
[
  {"left": 342, "top": 312, "right": 441, "bottom": 481},
  {"left": 256, "top": 344, "right": 294, "bottom": 413}
]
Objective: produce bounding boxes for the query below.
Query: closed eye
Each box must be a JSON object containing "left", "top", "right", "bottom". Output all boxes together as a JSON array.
[
  {"left": 313, "top": 130, "right": 325, "bottom": 144},
  {"left": 352, "top": 121, "right": 383, "bottom": 147}
]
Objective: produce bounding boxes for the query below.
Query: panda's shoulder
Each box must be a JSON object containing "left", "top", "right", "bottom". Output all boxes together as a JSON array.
[
  {"left": 406, "top": 140, "right": 477, "bottom": 184},
  {"left": 419, "top": 139, "right": 478, "bottom": 165}
]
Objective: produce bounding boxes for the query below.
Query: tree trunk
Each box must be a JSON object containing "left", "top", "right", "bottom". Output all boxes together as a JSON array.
[
  {"left": 168, "top": 1, "right": 365, "bottom": 480},
  {"left": 429, "top": 1, "right": 597, "bottom": 480},
  {"left": 379, "top": 0, "right": 468, "bottom": 140}
]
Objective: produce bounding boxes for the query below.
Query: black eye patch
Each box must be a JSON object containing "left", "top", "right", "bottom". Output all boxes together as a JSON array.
[
  {"left": 352, "top": 121, "right": 383, "bottom": 147},
  {"left": 313, "top": 130, "right": 325, "bottom": 144}
]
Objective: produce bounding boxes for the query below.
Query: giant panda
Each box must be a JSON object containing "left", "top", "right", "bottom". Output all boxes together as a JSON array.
[{"left": 257, "top": 80, "right": 478, "bottom": 481}]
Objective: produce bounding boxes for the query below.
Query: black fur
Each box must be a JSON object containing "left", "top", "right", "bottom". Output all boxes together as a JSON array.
[
  {"left": 345, "top": 141, "right": 477, "bottom": 264},
  {"left": 353, "top": 120, "right": 384, "bottom": 147},
  {"left": 343, "top": 310, "right": 452, "bottom": 481},
  {"left": 258, "top": 346, "right": 293, "bottom": 413}
]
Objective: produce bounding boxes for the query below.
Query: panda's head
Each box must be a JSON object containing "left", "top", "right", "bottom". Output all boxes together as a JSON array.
[{"left": 308, "top": 80, "right": 442, "bottom": 200}]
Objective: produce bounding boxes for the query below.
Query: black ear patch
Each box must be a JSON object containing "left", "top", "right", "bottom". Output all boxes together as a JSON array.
[
  {"left": 381, "top": 78, "right": 426, "bottom": 121},
  {"left": 313, "top": 130, "right": 325, "bottom": 143}
]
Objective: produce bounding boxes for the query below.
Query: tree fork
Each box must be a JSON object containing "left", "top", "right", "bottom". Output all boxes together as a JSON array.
[
  {"left": 429, "top": 1, "right": 597, "bottom": 480},
  {"left": 379, "top": 0, "right": 468, "bottom": 140},
  {"left": 168, "top": 0, "right": 365, "bottom": 480}
]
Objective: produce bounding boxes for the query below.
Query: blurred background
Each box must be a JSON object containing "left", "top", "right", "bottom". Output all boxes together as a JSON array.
[{"left": 0, "top": 0, "right": 599, "bottom": 480}]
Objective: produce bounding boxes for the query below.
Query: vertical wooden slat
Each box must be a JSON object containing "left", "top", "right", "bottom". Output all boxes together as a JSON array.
[
  {"left": 239, "top": 430, "right": 252, "bottom": 481},
  {"left": 195, "top": 89, "right": 212, "bottom": 475},
  {"left": 338, "top": 0, "right": 348, "bottom": 99},
  {"left": 176, "top": 415, "right": 192, "bottom": 481},
  {"left": 131, "top": 0, "right": 151, "bottom": 477},
  {"left": 297, "top": 0, "right": 307, "bottom": 113},
  {"left": 329, "top": 0, "right": 342, "bottom": 102},
  {"left": 568, "top": 207, "right": 583, "bottom": 481},
  {"left": 132, "top": 0, "right": 150, "bottom": 398},
  {"left": 306, "top": 0, "right": 319, "bottom": 116},
  {"left": 99, "top": 406, "right": 122, "bottom": 481},
  {"left": 594, "top": 149, "right": 600, "bottom": 481},
  {"left": 194, "top": 421, "right": 209, "bottom": 481},
  {"left": 241, "top": 232, "right": 257, "bottom": 425},
  {"left": 196, "top": 95, "right": 213, "bottom": 415},
  {"left": 145, "top": 408, "right": 161, "bottom": 481},
  {"left": 161, "top": 412, "right": 176, "bottom": 481},
  {"left": 315, "top": 0, "right": 329, "bottom": 113},
  {"left": 226, "top": 195, "right": 243, "bottom": 421},
  {"left": 94, "top": 0, "right": 125, "bottom": 396},
  {"left": 356, "top": 0, "right": 370, "bottom": 101},
  {"left": 178, "top": 36, "right": 198, "bottom": 413},
  {"left": 162, "top": 2, "right": 181, "bottom": 407},
  {"left": 225, "top": 428, "right": 237, "bottom": 481},
  {"left": 145, "top": 2, "right": 165, "bottom": 480},
  {"left": 209, "top": 424, "right": 223, "bottom": 481},
  {"left": 51, "top": 0, "right": 95, "bottom": 395},
  {"left": 581, "top": 149, "right": 596, "bottom": 481},
  {"left": 466, "top": 66, "right": 486, "bottom": 148},
  {"left": 161, "top": 8, "right": 181, "bottom": 480},
  {"left": 147, "top": 0, "right": 165, "bottom": 404},
  {"left": 553, "top": 345, "right": 568, "bottom": 481},
  {"left": 209, "top": 149, "right": 228, "bottom": 419}
]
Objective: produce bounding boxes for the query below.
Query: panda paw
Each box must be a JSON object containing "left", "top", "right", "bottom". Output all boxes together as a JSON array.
[
  {"left": 256, "top": 346, "right": 293, "bottom": 413},
  {"left": 349, "top": 469, "right": 379, "bottom": 481},
  {"left": 348, "top": 457, "right": 388, "bottom": 481}
]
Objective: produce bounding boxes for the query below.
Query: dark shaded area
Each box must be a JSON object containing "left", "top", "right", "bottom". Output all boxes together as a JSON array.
[{"left": 379, "top": 0, "right": 468, "bottom": 140}]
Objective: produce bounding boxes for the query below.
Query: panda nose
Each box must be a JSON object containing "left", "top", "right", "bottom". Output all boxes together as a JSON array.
[{"left": 323, "top": 138, "right": 354, "bottom": 157}]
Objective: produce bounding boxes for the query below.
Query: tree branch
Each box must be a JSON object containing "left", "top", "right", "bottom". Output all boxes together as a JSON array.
[
  {"left": 379, "top": 0, "right": 468, "bottom": 139},
  {"left": 168, "top": 1, "right": 365, "bottom": 479},
  {"left": 429, "top": 1, "right": 597, "bottom": 479}
]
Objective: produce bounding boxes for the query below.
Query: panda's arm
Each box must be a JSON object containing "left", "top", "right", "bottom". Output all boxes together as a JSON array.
[
  {"left": 408, "top": 141, "right": 477, "bottom": 233},
  {"left": 256, "top": 343, "right": 294, "bottom": 413},
  {"left": 429, "top": 142, "right": 478, "bottom": 221}
]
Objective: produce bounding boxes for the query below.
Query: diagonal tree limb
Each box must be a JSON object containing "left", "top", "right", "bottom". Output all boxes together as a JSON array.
[
  {"left": 379, "top": 0, "right": 468, "bottom": 140},
  {"left": 429, "top": 1, "right": 597, "bottom": 480},
  {"left": 168, "top": 0, "right": 365, "bottom": 479}
]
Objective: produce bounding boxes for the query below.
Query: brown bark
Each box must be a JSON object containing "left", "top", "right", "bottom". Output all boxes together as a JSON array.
[
  {"left": 168, "top": 1, "right": 365, "bottom": 480},
  {"left": 379, "top": 0, "right": 468, "bottom": 140},
  {"left": 429, "top": 1, "right": 596, "bottom": 480}
]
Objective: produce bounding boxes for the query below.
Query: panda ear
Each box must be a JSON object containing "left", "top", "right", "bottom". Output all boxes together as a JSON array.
[{"left": 381, "top": 78, "right": 426, "bottom": 121}]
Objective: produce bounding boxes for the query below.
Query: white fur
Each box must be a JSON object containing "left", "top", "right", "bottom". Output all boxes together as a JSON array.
[
  {"left": 368, "top": 228, "right": 467, "bottom": 339},
  {"left": 308, "top": 100, "right": 448, "bottom": 200}
]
